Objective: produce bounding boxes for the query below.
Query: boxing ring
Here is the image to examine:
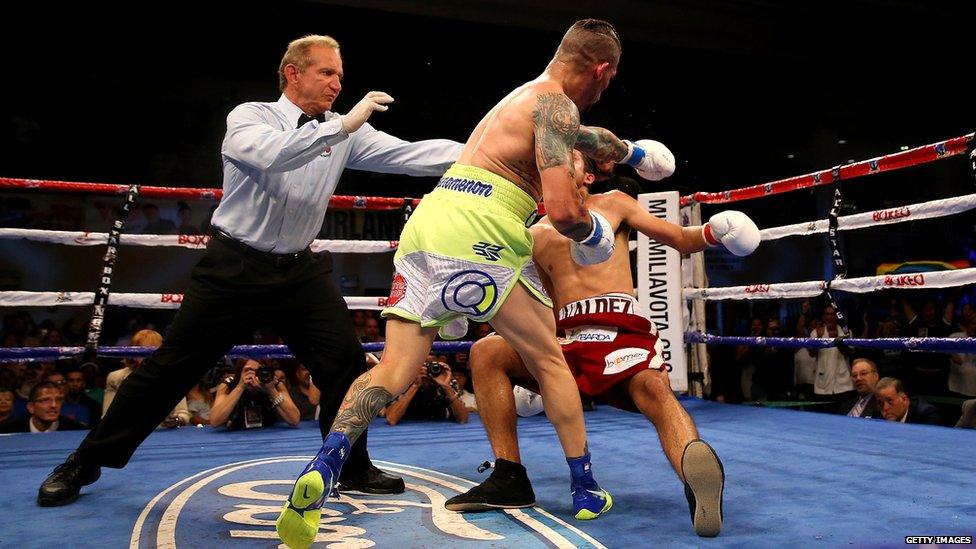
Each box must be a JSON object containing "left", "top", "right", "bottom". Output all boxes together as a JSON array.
[{"left": 2, "top": 133, "right": 975, "bottom": 546}]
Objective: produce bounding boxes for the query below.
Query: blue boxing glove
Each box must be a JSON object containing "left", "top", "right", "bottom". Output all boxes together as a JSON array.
[
  {"left": 570, "top": 210, "right": 615, "bottom": 265},
  {"left": 620, "top": 139, "right": 676, "bottom": 181}
]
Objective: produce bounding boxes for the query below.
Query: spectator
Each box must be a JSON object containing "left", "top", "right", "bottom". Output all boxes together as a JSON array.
[
  {"left": 758, "top": 318, "right": 793, "bottom": 400},
  {"left": 288, "top": 364, "right": 321, "bottom": 421},
  {"left": 210, "top": 359, "right": 300, "bottom": 429},
  {"left": 176, "top": 202, "right": 199, "bottom": 235},
  {"left": 384, "top": 361, "right": 468, "bottom": 425},
  {"left": 141, "top": 204, "right": 177, "bottom": 234},
  {"left": 0, "top": 388, "right": 14, "bottom": 424},
  {"left": 45, "top": 371, "right": 92, "bottom": 427},
  {"left": 12, "top": 362, "right": 45, "bottom": 418},
  {"left": 948, "top": 318, "right": 976, "bottom": 398},
  {"left": 902, "top": 298, "right": 953, "bottom": 396},
  {"left": 956, "top": 399, "right": 976, "bottom": 429},
  {"left": 64, "top": 366, "right": 101, "bottom": 427},
  {"left": 452, "top": 368, "right": 477, "bottom": 413},
  {"left": 186, "top": 376, "right": 215, "bottom": 426},
  {"left": 736, "top": 317, "right": 765, "bottom": 401},
  {"left": 0, "top": 382, "right": 87, "bottom": 433},
  {"left": 838, "top": 358, "right": 882, "bottom": 418},
  {"left": 78, "top": 361, "right": 105, "bottom": 406},
  {"left": 811, "top": 306, "right": 854, "bottom": 402},
  {"left": 473, "top": 323, "right": 493, "bottom": 340},
  {"left": 454, "top": 351, "right": 469, "bottom": 371},
  {"left": 363, "top": 316, "right": 384, "bottom": 344},
  {"left": 351, "top": 310, "right": 369, "bottom": 341},
  {"left": 875, "top": 377, "right": 940, "bottom": 425},
  {"left": 104, "top": 329, "right": 191, "bottom": 429}
]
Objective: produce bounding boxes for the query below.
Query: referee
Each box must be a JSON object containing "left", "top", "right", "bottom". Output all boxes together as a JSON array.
[{"left": 38, "top": 34, "right": 462, "bottom": 506}]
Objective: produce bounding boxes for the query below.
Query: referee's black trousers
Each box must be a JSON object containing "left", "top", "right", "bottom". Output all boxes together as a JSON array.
[{"left": 76, "top": 234, "right": 373, "bottom": 473}]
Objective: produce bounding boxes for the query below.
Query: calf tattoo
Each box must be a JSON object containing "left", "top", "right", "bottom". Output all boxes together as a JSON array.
[{"left": 332, "top": 374, "right": 392, "bottom": 442}]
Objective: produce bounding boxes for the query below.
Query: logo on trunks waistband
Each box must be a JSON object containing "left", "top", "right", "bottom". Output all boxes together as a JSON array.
[
  {"left": 558, "top": 296, "right": 636, "bottom": 320},
  {"left": 437, "top": 177, "right": 493, "bottom": 197},
  {"left": 565, "top": 326, "right": 618, "bottom": 343}
]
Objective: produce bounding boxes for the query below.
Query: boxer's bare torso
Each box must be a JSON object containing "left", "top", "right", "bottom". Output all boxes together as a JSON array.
[{"left": 458, "top": 78, "right": 576, "bottom": 202}]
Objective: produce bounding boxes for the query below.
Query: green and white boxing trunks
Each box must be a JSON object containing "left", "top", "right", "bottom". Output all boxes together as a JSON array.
[{"left": 382, "top": 164, "right": 551, "bottom": 339}]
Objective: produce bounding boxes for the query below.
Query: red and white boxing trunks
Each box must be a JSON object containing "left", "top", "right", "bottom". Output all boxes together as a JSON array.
[{"left": 556, "top": 293, "right": 665, "bottom": 405}]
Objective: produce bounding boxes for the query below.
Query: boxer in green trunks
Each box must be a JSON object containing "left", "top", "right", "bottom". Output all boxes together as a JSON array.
[{"left": 278, "top": 19, "right": 683, "bottom": 548}]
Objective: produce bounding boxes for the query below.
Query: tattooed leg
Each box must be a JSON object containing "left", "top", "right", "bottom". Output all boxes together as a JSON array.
[{"left": 331, "top": 373, "right": 393, "bottom": 444}]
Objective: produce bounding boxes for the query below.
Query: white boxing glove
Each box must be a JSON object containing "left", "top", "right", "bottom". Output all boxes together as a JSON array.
[
  {"left": 620, "top": 139, "right": 676, "bottom": 181},
  {"left": 514, "top": 385, "right": 545, "bottom": 417},
  {"left": 703, "top": 210, "right": 761, "bottom": 257},
  {"left": 570, "top": 210, "right": 615, "bottom": 265}
]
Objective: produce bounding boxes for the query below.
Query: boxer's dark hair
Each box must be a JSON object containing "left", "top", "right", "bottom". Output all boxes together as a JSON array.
[
  {"left": 591, "top": 176, "right": 641, "bottom": 199},
  {"left": 556, "top": 19, "right": 621, "bottom": 67}
]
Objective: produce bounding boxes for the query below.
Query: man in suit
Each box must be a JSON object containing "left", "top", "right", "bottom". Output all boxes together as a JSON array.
[
  {"left": 875, "top": 377, "right": 941, "bottom": 425},
  {"left": 0, "top": 382, "right": 87, "bottom": 433},
  {"left": 839, "top": 358, "right": 881, "bottom": 418}
]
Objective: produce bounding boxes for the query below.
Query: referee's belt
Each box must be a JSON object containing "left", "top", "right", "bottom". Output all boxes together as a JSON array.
[{"left": 212, "top": 229, "right": 311, "bottom": 267}]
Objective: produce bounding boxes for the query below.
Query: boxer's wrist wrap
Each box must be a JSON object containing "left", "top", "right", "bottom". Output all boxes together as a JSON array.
[
  {"left": 702, "top": 224, "right": 720, "bottom": 247},
  {"left": 579, "top": 212, "right": 603, "bottom": 245},
  {"left": 621, "top": 140, "right": 646, "bottom": 167}
]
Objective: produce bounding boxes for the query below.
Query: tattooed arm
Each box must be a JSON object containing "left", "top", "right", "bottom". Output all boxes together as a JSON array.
[
  {"left": 533, "top": 92, "right": 592, "bottom": 240},
  {"left": 575, "top": 125, "right": 629, "bottom": 163}
]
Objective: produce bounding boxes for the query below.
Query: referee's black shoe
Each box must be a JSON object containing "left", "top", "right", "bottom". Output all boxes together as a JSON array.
[
  {"left": 681, "top": 439, "right": 725, "bottom": 537},
  {"left": 37, "top": 452, "right": 101, "bottom": 507},
  {"left": 445, "top": 459, "right": 536, "bottom": 511},
  {"left": 337, "top": 464, "right": 405, "bottom": 494}
]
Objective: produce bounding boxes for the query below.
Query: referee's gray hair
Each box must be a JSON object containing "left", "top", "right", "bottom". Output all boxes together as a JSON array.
[{"left": 279, "top": 35, "right": 340, "bottom": 91}]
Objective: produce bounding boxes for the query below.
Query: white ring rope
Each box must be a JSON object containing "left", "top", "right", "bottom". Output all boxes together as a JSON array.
[
  {"left": 759, "top": 193, "right": 976, "bottom": 241},
  {"left": 0, "top": 228, "right": 398, "bottom": 254},
  {"left": 0, "top": 291, "right": 388, "bottom": 310},
  {"left": 683, "top": 268, "right": 976, "bottom": 301},
  {"left": 0, "top": 228, "right": 639, "bottom": 253}
]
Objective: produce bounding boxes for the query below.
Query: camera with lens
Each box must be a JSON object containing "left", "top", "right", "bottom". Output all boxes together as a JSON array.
[
  {"left": 256, "top": 365, "right": 277, "bottom": 385},
  {"left": 425, "top": 361, "right": 445, "bottom": 378}
]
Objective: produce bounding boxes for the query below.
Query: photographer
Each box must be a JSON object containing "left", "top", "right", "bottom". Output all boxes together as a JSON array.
[
  {"left": 210, "top": 359, "right": 300, "bottom": 429},
  {"left": 104, "top": 329, "right": 191, "bottom": 429},
  {"left": 385, "top": 360, "right": 468, "bottom": 425}
]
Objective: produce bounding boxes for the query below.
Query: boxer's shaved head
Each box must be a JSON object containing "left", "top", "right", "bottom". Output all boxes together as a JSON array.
[{"left": 555, "top": 19, "right": 621, "bottom": 69}]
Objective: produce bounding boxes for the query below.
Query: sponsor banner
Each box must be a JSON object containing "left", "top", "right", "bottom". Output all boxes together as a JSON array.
[
  {"left": 637, "top": 192, "right": 687, "bottom": 391},
  {"left": 760, "top": 193, "right": 976, "bottom": 241}
]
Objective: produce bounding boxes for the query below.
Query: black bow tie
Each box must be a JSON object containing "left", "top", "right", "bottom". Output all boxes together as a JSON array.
[{"left": 297, "top": 112, "right": 326, "bottom": 128}]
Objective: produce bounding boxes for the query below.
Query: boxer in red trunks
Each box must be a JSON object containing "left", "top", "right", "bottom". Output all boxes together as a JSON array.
[{"left": 446, "top": 151, "right": 761, "bottom": 537}]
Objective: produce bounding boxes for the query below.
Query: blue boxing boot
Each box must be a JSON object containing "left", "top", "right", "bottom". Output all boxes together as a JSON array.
[
  {"left": 276, "top": 432, "right": 351, "bottom": 549},
  {"left": 567, "top": 451, "right": 613, "bottom": 520}
]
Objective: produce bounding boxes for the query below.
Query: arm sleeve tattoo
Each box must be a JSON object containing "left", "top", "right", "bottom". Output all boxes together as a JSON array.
[
  {"left": 575, "top": 125, "right": 629, "bottom": 163},
  {"left": 532, "top": 92, "right": 581, "bottom": 176}
]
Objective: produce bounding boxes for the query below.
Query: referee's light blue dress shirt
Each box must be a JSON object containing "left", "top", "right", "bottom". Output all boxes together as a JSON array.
[{"left": 211, "top": 94, "right": 463, "bottom": 253}]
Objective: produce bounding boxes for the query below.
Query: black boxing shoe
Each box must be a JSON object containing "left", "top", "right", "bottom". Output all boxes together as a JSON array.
[
  {"left": 445, "top": 459, "right": 536, "bottom": 511},
  {"left": 337, "top": 464, "right": 405, "bottom": 494},
  {"left": 681, "top": 439, "right": 725, "bottom": 537},
  {"left": 37, "top": 452, "right": 101, "bottom": 507}
]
